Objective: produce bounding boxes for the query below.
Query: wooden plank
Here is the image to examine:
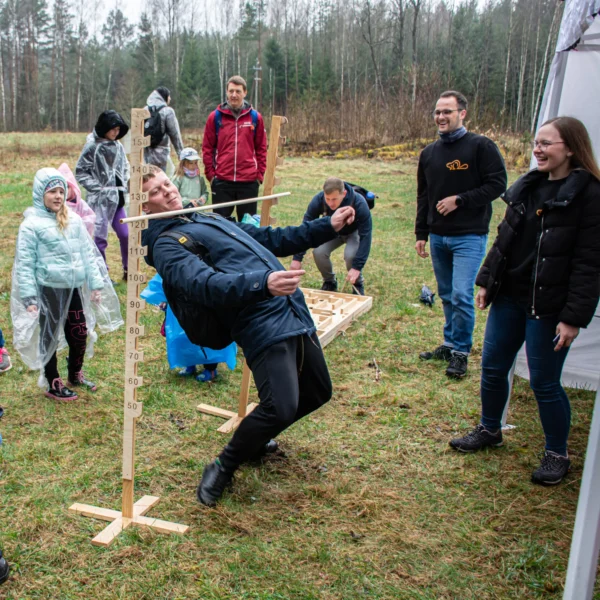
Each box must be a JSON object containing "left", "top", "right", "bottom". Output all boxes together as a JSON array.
[
  {"left": 133, "top": 495, "right": 161, "bottom": 517},
  {"left": 69, "top": 503, "right": 121, "bottom": 522},
  {"left": 91, "top": 517, "right": 129, "bottom": 547},
  {"left": 134, "top": 516, "right": 189, "bottom": 535},
  {"left": 217, "top": 403, "right": 258, "bottom": 434},
  {"left": 260, "top": 116, "right": 285, "bottom": 227},
  {"left": 197, "top": 404, "right": 237, "bottom": 419},
  {"left": 237, "top": 364, "right": 252, "bottom": 418}
]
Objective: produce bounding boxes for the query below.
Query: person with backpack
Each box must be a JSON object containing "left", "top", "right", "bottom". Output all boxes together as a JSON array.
[
  {"left": 144, "top": 86, "right": 184, "bottom": 174},
  {"left": 140, "top": 165, "right": 356, "bottom": 506},
  {"left": 290, "top": 177, "right": 373, "bottom": 295},
  {"left": 202, "top": 75, "right": 267, "bottom": 222}
]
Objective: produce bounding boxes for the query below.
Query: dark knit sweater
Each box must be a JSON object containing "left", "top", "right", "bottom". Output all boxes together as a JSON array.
[{"left": 415, "top": 132, "right": 507, "bottom": 241}]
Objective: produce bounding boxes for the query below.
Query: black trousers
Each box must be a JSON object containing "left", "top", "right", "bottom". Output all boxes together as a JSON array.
[
  {"left": 40, "top": 288, "right": 87, "bottom": 384},
  {"left": 219, "top": 333, "right": 332, "bottom": 469},
  {"left": 210, "top": 179, "right": 259, "bottom": 221}
]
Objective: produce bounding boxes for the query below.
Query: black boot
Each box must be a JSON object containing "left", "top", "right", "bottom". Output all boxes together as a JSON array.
[
  {"left": 196, "top": 460, "right": 235, "bottom": 506},
  {"left": 0, "top": 549, "right": 9, "bottom": 585},
  {"left": 44, "top": 378, "right": 78, "bottom": 401}
]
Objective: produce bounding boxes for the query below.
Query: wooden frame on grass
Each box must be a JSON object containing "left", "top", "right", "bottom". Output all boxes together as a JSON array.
[{"left": 68, "top": 108, "right": 189, "bottom": 547}]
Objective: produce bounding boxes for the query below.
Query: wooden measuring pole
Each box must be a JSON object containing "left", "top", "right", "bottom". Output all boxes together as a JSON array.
[
  {"left": 69, "top": 108, "right": 189, "bottom": 545},
  {"left": 197, "top": 115, "right": 288, "bottom": 433}
]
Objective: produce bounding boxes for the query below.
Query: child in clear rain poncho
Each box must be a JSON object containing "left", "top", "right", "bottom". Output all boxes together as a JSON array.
[
  {"left": 11, "top": 168, "right": 123, "bottom": 401},
  {"left": 76, "top": 110, "right": 130, "bottom": 281}
]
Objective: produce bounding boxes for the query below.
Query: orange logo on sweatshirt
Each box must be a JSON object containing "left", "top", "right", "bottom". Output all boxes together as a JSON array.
[{"left": 446, "top": 160, "right": 469, "bottom": 171}]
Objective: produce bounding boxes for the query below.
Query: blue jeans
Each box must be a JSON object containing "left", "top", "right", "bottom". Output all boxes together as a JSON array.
[
  {"left": 429, "top": 233, "right": 487, "bottom": 354},
  {"left": 0, "top": 326, "right": 4, "bottom": 348},
  {"left": 480, "top": 295, "right": 571, "bottom": 455}
]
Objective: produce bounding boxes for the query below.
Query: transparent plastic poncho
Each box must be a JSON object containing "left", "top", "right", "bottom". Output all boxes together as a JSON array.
[
  {"left": 75, "top": 131, "right": 130, "bottom": 243},
  {"left": 11, "top": 168, "right": 123, "bottom": 373}
]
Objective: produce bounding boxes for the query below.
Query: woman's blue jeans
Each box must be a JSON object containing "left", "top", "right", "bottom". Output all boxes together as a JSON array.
[{"left": 480, "top": 295, "right": 571, "bottom": 455}]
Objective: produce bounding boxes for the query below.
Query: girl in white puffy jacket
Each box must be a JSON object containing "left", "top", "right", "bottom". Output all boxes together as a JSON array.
[{"left": 11, "top": 168, "right": 122, "bottom": 400}]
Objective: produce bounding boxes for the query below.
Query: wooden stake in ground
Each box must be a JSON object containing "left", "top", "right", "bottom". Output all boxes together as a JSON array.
[
  {"left": 197, "top": 116, "right": 288, "bottom": 433},
  {"left": 69, "top": 108, "right": 189, "bottom": 546}
]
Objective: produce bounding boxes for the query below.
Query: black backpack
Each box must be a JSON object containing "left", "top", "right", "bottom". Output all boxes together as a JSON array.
[
  {"left": 144, "top": 106, "right": 166, "bottom": 148},
  {"left": 157, "top": 230, "right": 233, "bottom": 350}
]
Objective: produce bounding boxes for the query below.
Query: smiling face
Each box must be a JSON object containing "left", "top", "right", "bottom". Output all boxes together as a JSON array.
[
  {"left": 434, "top": 96, "right": 466, "bottom": 134},
  {"left": 226, "top": 83, "right": 247, "bottom": 110},
  {"left": 533, "top": 123, "right": 573, "bottom": 180},
  {"left": 142, "top": 171, "right": 183, "bottom": 214},
  {"left": 43, "top": 186, "right": 65, "bottom": 213}
]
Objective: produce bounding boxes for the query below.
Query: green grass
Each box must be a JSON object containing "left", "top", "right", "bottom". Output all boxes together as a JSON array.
[{"left": 0, "top": 138, "right": 598, "bottom": 599}]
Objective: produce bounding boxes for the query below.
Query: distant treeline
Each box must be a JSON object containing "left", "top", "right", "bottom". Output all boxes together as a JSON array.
[{"left": 0, "top": 0, "right": 561, "bottom": 144}]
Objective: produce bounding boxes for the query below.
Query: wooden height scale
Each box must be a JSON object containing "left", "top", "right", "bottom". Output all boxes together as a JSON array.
[
  {"left": 197, "top": 116, "right": 288, "bottom": 433},
  {"left": 69, "top": 108, "right": 189, "bottom": 546}
]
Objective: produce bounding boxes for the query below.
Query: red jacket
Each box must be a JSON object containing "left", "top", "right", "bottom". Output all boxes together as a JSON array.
[{"left": 202, "top": 104, "right": 267, "bottom": 183}]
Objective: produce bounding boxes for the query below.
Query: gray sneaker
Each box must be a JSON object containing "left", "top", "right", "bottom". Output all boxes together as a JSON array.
[
  {"left": 449, "top": 424, "right": 504, "bottom": 453},
  {"left": 531, "top": 451, "right": 570, "bottom": 486},
  {"left": 0, "top": 348, "right": 11, "bottom": 373}
]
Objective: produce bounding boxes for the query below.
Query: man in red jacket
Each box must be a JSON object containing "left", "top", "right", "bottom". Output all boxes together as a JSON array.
[{"left": 202, "top": 76, "right": 268, "bottom": 222}]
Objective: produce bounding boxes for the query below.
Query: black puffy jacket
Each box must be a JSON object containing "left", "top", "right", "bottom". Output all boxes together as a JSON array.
[
  {"left": 476, "top": 169, "right": 600, "bottom": 327},
  {"left": 143, "top": 212, "right": 338, "bottom": 364}
]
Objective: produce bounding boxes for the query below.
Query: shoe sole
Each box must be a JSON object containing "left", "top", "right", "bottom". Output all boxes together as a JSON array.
[
  {"left": 450, "top": 441, "right": 504, "bottom": 453},
  {"left": 446, "top": 370, "right": 467, "bottom": 378},
  {"left": 44, "top": 391, "right": 78, "bottom": 402},
  {"left": 531, "top": 476, "right": 564, "bottom": 486}
]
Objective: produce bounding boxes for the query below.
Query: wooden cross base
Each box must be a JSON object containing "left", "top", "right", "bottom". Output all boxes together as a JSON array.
[
  {"left": 197, "top": 401, "right": 258, "bottom": 433},
  {"left": 69, "top": 496, "right": 189, "bottom": 547}
]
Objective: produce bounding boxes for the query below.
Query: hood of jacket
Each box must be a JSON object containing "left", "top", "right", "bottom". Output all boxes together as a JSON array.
[
  {"left": 57, "top": 163, "right": 82, "bottom": 204},
  {"left": 147, "top": 90, "right": 168, "bottom": 109},
  {"left": 503, "top": 168, "right": 594, "bottom": 211},
  {"left": 32, "top": 168, "right": 68, "bottom": 214},
  {"left": 218, "top": 100, "right": 252, "bottom": 117},
  {"left": 94, "top": 110, "right": 129, "bottom": 140}
]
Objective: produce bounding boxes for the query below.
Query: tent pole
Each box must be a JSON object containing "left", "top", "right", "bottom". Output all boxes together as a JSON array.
[{"left": 563, "top": 381, "right": 600, "bottom": 600}]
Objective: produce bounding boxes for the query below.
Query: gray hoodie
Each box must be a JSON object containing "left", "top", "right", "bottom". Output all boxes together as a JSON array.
[{"left": 144, "top": 90, "right": 185, "bottom": 170}]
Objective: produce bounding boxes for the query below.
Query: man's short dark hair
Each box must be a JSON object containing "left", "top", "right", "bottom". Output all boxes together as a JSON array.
[
  {"left": 439, "top": 90, "right": 468, "bottom": 111},
  {"left": 323, "top": 177, "right": 345, "bottom": 195},
  {"left": 156, "top": 86, "right": 171, "bottom": 102},
  {"left": 142, "top": 164, "right": 165, "bottom": 185},
  {"left": 227, "top": 76, "right": 247, "bottom": 92}
]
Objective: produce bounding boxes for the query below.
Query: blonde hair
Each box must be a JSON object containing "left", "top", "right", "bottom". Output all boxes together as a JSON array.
[
  {"left": 175, "top": 158, "right": 199, "bottom": 178},
  {"left": 56, "top": 202, "right": 69, "bottom": 231}
]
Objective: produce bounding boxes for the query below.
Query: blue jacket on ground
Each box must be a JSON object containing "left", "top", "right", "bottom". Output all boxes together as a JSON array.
[
  {"left": 292, "top": 182, "right": 372, "bottom": 270},
  {"left": 143, "top": 212, "right": 339, "bottom": 365}
]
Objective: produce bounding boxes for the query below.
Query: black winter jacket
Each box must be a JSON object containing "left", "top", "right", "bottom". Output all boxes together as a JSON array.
[
  {"left": 476, "top": 169, "right": 600, "bottom": 327},
  {"left": 143, "top": 212, "right": 339, "bottom": 364}
]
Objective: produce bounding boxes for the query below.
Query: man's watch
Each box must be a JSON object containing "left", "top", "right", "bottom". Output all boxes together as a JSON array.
[{"left": 455, "top": 195, "right": 464, "bottom": 207}]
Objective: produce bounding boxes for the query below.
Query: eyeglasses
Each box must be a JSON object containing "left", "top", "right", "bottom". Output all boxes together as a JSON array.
[
  {"left": 433, "top": 109, "right": 460, "bottom": 118},
  {"left": 531, "top": 140, "right": 565, "bottom": 150}
]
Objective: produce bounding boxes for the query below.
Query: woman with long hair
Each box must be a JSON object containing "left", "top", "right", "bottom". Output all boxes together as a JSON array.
[{"left": 449, "top": 116, "right": 600, "bottom": 485}]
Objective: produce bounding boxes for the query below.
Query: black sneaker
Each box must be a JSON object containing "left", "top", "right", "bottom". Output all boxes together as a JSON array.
[
  {"left": 449, "top": 424, "right": 504, "bottom": 453},
  {"left": 196, "top": 460, "right": 235, "bottom": 506},
  {"left": 0, "top": 549, "right": 9, "bottom": 585},
  {"left": 249, "top": 439, "right": 279, "bottom": 462},
  {"left": 321, "top": 280, "right": 338, "bottom": 292},
  {"left": 352, "top": 281, "right": 365, "bottom": 295},
  {"left": 446, "top": 352, "right": 468, "bottom": 378},
  {"left": 531, "top": 451, "right": 570, "bottom": 486},
  {"left": 44, "top": 378, "right": 78, "bottom": 401},
  {"left": 419, "top": 345, "right": 453, "bottom": 361},
  {"left": 68, "top": 371, "right": 98, "bottom": 392}
]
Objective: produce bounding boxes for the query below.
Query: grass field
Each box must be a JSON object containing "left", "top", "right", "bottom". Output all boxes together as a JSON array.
[{"left": 0, "top": 133, "right": 597, "bottom": 599}]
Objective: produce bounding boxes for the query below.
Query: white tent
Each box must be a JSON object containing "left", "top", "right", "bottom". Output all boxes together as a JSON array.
[
  {"left": 515, "top": 0, "right": 600, "bottom": 393},
  {"left": 520, "top": 3, "right": 600, "bottom": 598}
]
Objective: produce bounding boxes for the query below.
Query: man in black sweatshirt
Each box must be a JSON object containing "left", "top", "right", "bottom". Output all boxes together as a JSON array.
[{"left": 415, "top": 90, "right": 507, "bottom": 378}]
